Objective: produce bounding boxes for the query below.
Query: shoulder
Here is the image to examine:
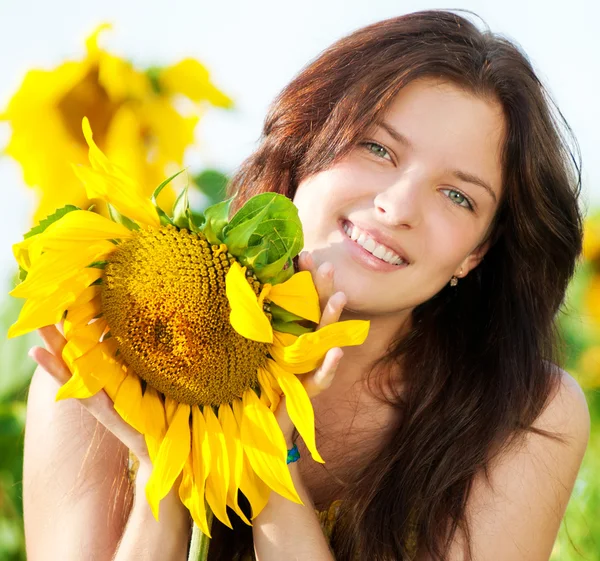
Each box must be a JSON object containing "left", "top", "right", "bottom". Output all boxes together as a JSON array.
[
  {"left": 534, "top": 367, "right": 590, "bottom": 451},
  {"left": 441, "top": 368, "right": 590, "bottom": 561}
]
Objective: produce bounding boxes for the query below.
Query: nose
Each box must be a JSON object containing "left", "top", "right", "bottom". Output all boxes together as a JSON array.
[{"left": 373, "top": 173, "right": 424, "bottom": 228}]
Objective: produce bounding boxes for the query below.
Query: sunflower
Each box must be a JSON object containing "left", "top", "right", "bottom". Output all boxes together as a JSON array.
[
  {"left": 1, "top": 24, "right": 232, "bottom": 223},
  {"left": 9, "top": 118, "right": 369, "bottom": 536}
]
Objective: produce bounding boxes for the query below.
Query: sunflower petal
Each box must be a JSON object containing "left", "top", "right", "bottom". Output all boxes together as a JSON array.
[
  {"left": 113, "top": 372, "right": 146, "bottom": 434},
  {"left": 63, "top": 295, "right": 103, "bottom": 337},
  {"left": 272, "top": 320, "right": 370, "bottom": 373},
  {"left": 10, "top": 244, "right": 109, "bottom": 298},
  {"left": 239, "top": 455, "right": 271, "bottom": 520},
  {"left": 232, "top": 399, "right": 273, "bottom": 518},
  {"left": 38, "top": 209, "right": 133, "bottom": 242},
  {"left": 225, "top": 262, "right": 273, "bottom": 343},
  {"left": 266, "top": 360, "right": 324, "bottom": 463},
  {"left": 257, "top": 367, "right": 280, "bottom": 412},
  {"left": 143, "top": 387, "right": 167, "bottom": 462},
  {"left": 62, "top": 319, "right": 107, "bottom": 366},
  {"left": 204, "top": 406, "right": 232, "bottom": 528},
  {"left": 239, "top": 389, "right": 301, "bottom": 504},
  {"left": 267, "top": 271, "right": 321, "bottom": 323},
  {"left": 145, "top": 402, "right": 191, "bottom": 520},
  {"left": 179, "top": 459, "right": 211, "bottom": 537},
  {"left": 219, "top": 403, "right": 250, "bottom": 525},
  {"left": 77, "top": 117, "right": 160, "bottom": 228},
  {"left": 55, "top": 373, "right": 97, "bottom": 400}
]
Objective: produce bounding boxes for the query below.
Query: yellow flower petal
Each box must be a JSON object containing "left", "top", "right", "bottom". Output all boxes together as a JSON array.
[
  {"left": 159, "top": 58, "right": 234, "bottom": 108},
  {"left": 10, "top": 244, "right": 108, "bottom": 299},
  {"left": 218, "top": 403, "right": 250, "bottom": 525},
  {"left": 179, "top": 459, "right": 211, "bottom": 537},
  {"left": 113, "top": 372, "right": 145, "bottom": 434},
  {"left": 145, "top": 402, "right": 191, "bottom": 520},
  {"left": 268, "top": 271, "right": 321, "bottom": 323},
  {"left": 143, "top": 386, "right": 167, "bottom": 462},
  {"left": 77, "top": 117, "right": 160, "bottom": 228},
  {"left": 39, "top": 209, "right": 133, "bottom": 243},
  {"left": 240, "top": 389, "right": 301, "bottom": 504},
  {"left": 265, "top": 361, "right": 324, "bottom": 463},
  {"left": 62, "top": 319, "right": 107, "bottom": 366},
  {"left": 8, "top": 268, "right": 102, "bottom": 338},
  {"left": 180, "top": 406, "right": 212, "bottom": 536},
  {"left": 257, "top": 367, "right": 281, "bottom": 412},
  {"left": 204, "top": 405, "right": 232, "bottom": 528},
  {"left": 239, "top": 454, "right": 271, "bottom": 520},
  {"left": 272, "top": 320, "right": 370, "bottom": 373},
  {"left": 64, "top": 294, "right": 102, "bottom": 337},
  {"left": 55, "top": 373, "right": 97, "bottom": 400},
  {"left": 225, "top": 262, "right": 273, "bottom": 343},
  {"left": 56, "top": 339, "right": 118, "bottom": 400},
  {"left": 232, "top": 398, "right": 271, "bottom": 519}
]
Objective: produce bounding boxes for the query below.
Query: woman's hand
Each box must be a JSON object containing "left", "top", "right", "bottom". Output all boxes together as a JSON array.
[
  {"left": 274, "top": 251, "right": 346, "bottom": 445},
  {"left": 28, "top": 324, "right": 152, "bottom": 470}
]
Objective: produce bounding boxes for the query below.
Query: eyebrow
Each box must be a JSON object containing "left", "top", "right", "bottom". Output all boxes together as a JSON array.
[
  {"left": 377, "top": 120, "right": 498, "bottom": 203},
  {"left": 451, "top": 169, "right": 497, "bottom": 203}
]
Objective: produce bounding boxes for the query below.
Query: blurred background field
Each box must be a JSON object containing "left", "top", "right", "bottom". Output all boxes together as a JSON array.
[{"left": 0, "top": 1, "right": 599, "bottom": 559}]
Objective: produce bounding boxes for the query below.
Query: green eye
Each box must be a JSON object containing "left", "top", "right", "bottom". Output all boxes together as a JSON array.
[
  {"left": 442, "top": 188, "right": 474, "bottom": 211},
  {"left": 363, "top": 141, "right": 391, "bottom": 160}
]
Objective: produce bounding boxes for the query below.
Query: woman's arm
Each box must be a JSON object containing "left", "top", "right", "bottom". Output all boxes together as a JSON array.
[
  {"left": 113, "top": 463, "right": 190, "bottom": 561},
  {"left": 417, "top": 371, "right": 590, "bottom": 561},
  {"left": 24, "top": 327, "right": 192, "bottom": 561},
  {"left": 23, "top": 365, "right": 132, "bottom": 561},
  {"left": 252, "top": 462, "right": 335, "bottom": 561}
]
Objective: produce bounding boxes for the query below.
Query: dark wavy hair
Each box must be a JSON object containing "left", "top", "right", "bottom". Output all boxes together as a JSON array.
[{"left": 209, "top": 10, "right": 583, "bottom": 560}]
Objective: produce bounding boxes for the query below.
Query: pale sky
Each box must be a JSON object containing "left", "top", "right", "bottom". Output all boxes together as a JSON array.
[{"left": 0, "top": 0, "right": 598, "bottom": 280}]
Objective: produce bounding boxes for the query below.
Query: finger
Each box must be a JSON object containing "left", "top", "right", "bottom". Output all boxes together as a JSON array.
[
  {"left": 38, "top": 325, "right": 67, "bottom": 358},
  {"left": 297, "top": 251, "right": 314, "bottom": 273},
  {"left": 318, "top": 291, "right": 347, "bottom": 330},
  {"left": 29, "top": 346, "right": 71, "bottom": 385},
  {"left": 303, "top": 347, "right": 343, "bottom": 398},
  {"left": 313, "top": 261, "right": 335, "bottom": 309}
]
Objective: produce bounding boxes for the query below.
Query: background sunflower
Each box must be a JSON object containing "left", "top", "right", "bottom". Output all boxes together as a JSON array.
[{"left": 1, "top": 24, "right": 233, "bottom": 223}]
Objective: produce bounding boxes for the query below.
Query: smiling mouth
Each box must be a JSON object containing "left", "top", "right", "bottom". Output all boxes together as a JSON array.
[{"left": 342, "top": 221, "right": 408, "bottom": 266}]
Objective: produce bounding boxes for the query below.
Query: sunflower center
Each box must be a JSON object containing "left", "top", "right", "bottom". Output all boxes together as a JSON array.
[
  {"left": 56, "top": 67, "right": 121, "bottom": 148},
  {"left": 101, "top": 226, "right": 269, "bottom": 406}
]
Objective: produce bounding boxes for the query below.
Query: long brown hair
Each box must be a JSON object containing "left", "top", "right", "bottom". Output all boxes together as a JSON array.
[{"left": 210, "top": 10, "right": 583, "bottom": 560}]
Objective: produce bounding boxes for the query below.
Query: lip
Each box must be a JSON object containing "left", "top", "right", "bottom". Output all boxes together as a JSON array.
[{"left": 339, "top": 220, "right": 410, "bottom": 272}]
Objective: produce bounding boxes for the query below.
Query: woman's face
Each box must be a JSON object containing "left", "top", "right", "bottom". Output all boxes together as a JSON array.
[{"left": 293, "top": 78, "right": 505, "bottom": 317}]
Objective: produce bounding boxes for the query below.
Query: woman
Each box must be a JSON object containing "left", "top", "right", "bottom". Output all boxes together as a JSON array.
[{"left": 23, "top": 10, "right": 589, "bottom": 561}]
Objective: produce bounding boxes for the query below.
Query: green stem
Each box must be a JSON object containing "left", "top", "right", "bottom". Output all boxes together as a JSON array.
[{"left": 188, "top": 509, "right": 214, "bottom": 561}]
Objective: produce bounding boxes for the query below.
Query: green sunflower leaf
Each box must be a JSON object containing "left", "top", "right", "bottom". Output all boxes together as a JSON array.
[
  {"left": 151, "top": 169, "right": 187, "bottom": 227},
  {"left": 23, "top": 204, "right": 80, "bottom": 239},
  {"left": 269, "top": 303, "right": 306, "bottom": 323},
  {"left": 108, "top": 204, "right": 140, "bottom": 231},
  {"left": 271, "top": 320, "right": 313, "bottom": 336},
  {"left": 172, "top": 184, "right": 191, "bottom": 229},
  {"left": 203, "top": 198, "right": 233, "bottom": 245},
  {"left": 223, "top": 193, "right": 303, "bottom": 284}
]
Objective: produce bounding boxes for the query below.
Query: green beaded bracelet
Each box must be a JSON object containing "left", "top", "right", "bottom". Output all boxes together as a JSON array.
[{"left": 286, "top": 443, "right": 300, "bottom": 464}]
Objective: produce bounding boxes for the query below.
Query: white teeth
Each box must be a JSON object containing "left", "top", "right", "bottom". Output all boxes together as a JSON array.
[
  {"left": 372, "top": 244, "right": 386, "bottom": 259},
  {"left": 382, "top": 249, "right": 394, "bottom": 262},
  {"left": 363, "top": 238, "right": 376, "bottom": 253},
  {"left": 343, "top": 221, "right": 406, "bottom": 265}
]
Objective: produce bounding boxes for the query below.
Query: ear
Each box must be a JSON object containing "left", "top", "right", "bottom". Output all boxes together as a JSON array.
[{"left": 455, "top": 239, "right": 491, "bottom": 278}]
